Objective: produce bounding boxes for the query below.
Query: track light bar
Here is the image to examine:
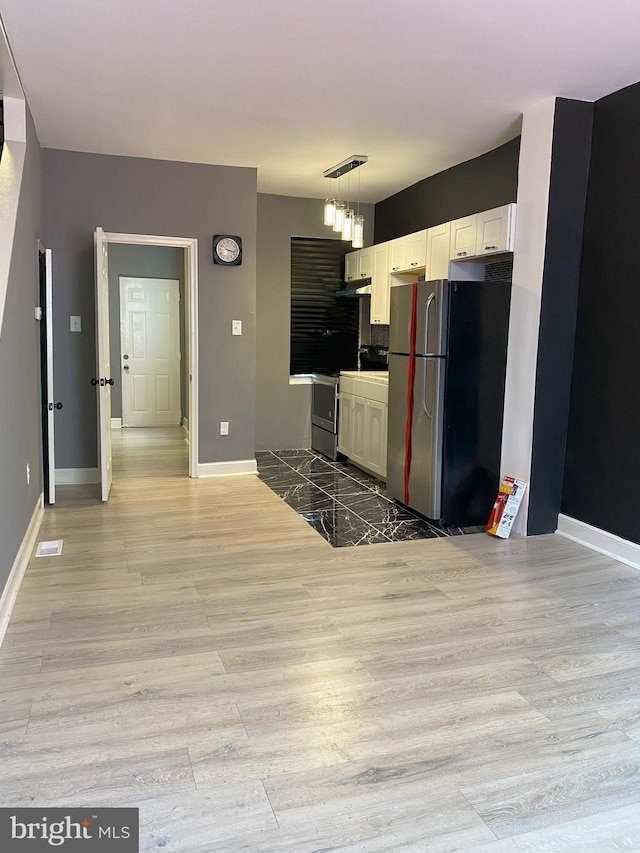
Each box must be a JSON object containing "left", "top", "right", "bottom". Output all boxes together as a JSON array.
[{"left": 323, "top": 155, "right": 368, "bottom": 180}]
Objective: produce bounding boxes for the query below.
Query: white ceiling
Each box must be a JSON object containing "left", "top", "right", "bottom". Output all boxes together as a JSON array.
[{"left": 2, "top": 0, "right": 640, "bottom": 203}]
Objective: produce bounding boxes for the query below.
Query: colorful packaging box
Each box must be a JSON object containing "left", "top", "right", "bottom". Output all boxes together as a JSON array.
[{"left": 486, "top": 476, "right": 527, "bottom": 538}]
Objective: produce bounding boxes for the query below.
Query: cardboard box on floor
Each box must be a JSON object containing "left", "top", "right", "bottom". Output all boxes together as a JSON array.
[{"left": 486, "top": 476, "right": 527, "bottom": 538}]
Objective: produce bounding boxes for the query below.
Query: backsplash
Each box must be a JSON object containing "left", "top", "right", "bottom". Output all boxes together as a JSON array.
[
  {"left": 370, "top": 324, "right": 390, "bottom": 348},
  {"left": 484, "top": 259, "right": 513, "bottom": 281}
]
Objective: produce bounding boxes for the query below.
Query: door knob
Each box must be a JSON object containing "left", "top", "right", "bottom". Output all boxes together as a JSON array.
[
  {"left": 123, "top": 365, "right": 129, "bottom": 372},
  {"left": 54, "top": 402, "right": 63, "bottom": 410},
  {"left": 123, "top": 354, "right": 129, "bottom": 360}
]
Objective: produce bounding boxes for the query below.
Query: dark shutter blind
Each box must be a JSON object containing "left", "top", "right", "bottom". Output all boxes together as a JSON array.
[{"left": 290, "top": 237, "right": 358, "bottom": 375}]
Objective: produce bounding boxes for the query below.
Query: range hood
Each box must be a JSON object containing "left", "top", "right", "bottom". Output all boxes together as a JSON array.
[{"left": 336, "top": 281, "right": 372, "bottom": 297}]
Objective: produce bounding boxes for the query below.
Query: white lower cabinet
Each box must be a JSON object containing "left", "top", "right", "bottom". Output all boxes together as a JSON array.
[
  {"left": 366, "top": 399, "right": 388, "bottom": 476},
  {"left": 338, "top": 380, "right": 388, "bottom": 479}
]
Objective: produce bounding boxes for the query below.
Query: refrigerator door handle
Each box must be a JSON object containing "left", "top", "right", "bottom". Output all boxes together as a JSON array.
[
  {"left": 424, "top": 292, "right": 436, "bottom": 356},
  {"left": 423, "top": 358, "right": 432, "bottom": 419}
]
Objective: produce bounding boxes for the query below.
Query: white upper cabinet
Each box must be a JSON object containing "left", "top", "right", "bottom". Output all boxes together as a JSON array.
[
  {"left": 388, "top": 231, "right": 426, "bottom": 273},
  {"left": 450, "top": 215, "right": 478, "bottom": 260},
  {"left": 406, "top": 230, "right": 427, "bottom": 269},
  {"left": 371, "top": 242, "right": 390, "bottom": 325},
  {"left": 388, "top": 237, "right": 407, "bottom": 273},
  {"left": 425, "top": 221, "right": 451, "bottom": 280},
  {"left": 345, "top": 251, "right": 359, "bottom": 283},
  {"left": 358, "top": 246, "right": 373, "bottom": 280},
  {"left": 476, "top": 203, "right": 516, "bottom": 256}
]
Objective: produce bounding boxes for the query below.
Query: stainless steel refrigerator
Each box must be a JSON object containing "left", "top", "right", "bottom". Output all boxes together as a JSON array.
[{"left": 387, "top": 278, "right": 511, "bottom": 526}]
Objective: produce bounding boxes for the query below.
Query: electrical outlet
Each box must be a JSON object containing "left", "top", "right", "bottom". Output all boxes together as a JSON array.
[
  {"left": 26, "top": 463, "right": 30, "bottom": 485},
  {"left": 220, "top": 421, "right": 229, "bottom": 435},
  {"left": 70, "top": 315, "right": 82, "bottom": 332}
]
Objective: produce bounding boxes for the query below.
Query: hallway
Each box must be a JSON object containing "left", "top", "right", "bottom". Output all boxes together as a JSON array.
[{"left": 1, "top": 429, "right": 640, "bottom": 850}]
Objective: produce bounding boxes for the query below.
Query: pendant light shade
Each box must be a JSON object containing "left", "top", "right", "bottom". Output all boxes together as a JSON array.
[
  {"left": 352, "top": 214, "right": 364, "bottom": 248},
  {"left": 333, "top": 202, "right": 345, "bottom": 233},
  {"left": 323, "top": 198, "right": 336, "bottom": 227},
  {"left": 342, "top": 209, "right": 354, "bottom": 241}
]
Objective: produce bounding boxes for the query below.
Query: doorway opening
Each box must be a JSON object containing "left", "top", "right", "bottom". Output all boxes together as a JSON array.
[{"left": 95, "top": 230, "right": 199, "bottom": 500}]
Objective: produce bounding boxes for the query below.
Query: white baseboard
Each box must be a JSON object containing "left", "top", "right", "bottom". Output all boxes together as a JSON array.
[
  {"left": 557, "top": 514, "right": 640, "bottom": 571},
  {"left": 197, "top": 459, "right": 257, "bottom": 477},
  {"left": 55, "top": 467, "right": 100, "bottom": 485},
  {"left": 111, "top": 417, "right": 122, "bottom": 429},
  {"left": 0, "top": 496, "right": 44, "bottom": 648}
]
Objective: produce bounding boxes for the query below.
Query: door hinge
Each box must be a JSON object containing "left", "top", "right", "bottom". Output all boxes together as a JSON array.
[{"left": 35, "top": 306, "right": 42, "bottom": 321}]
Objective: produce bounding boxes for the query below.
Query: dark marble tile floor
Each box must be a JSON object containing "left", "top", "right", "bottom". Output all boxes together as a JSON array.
[{"left": 256, "top": 449, "right": 484, "bottom": 547}]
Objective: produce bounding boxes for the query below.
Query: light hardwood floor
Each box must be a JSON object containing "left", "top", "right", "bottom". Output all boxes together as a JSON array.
[{"left": 2, "top": 427, "right": 640, "bottom": 851}]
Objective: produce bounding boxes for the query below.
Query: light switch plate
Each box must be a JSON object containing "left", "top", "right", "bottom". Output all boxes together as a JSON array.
[
  {"left": 70, "top": 315, "right": 82, "bottom": 332},
  {"left": 232, "top": 320, "right": 242, "bottom": 336}
]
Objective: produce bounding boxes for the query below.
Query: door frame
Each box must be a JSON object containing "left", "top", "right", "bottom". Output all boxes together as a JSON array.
[
  {"left": 102, "top": 231, "right": 199, "bottom": 478},
  {"left": 37, "top": 240, "right": 55, "bottom": 504},
  {"left": 119, "top": 276, "right": 182, "bottom": 429}
]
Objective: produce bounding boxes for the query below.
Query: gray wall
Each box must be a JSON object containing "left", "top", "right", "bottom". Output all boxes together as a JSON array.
[
  {"left": 256, "top": 193, "right": 374, "bottom": 450},
  {"left": 107, "top": 243, "right": 186, "bottom": 420},
  {"left": 43, "top": 150, "right": 257, "bottom": 468},
  {"left": 0, "top": 108, "right": 43, "bottom": 594}
]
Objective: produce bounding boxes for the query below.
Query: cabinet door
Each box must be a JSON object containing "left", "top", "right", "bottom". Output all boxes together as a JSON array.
[
  {"left": 476, "top": 204, "right": 516, "bottom": 255},
  {"left": 337, "top": 393, "right": 353, "bottom": 456},
  {"left": 351, "top": 396, "right": 367, "bottom": 465},
  {"left": 450, "top": 215, "right": 477, "bottom": 260},
  {"left": 371, "top": 242, "right": 390, "bottom": 325},
  {"left": 366, "top": 400, "right": 388, "bottom": 478},
  {"left": 345, "top": 251, "right": 359, "bottom": 282},
  {"left": 358, "top": 247, "right": 373, "bottom": 280},
  {"left": 426, "top": 222, "right": 451, "bottom": 280},
  {"left": 407, "top": 230, "right": 427, "bottom": 270},
  {"left": 388, "top": 237, "right": 407, "bottom": 273}
]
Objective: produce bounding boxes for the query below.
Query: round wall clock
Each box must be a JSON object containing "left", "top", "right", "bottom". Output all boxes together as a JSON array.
[{"left": 213, "top": 234, "right": 243, "bottom": 266}]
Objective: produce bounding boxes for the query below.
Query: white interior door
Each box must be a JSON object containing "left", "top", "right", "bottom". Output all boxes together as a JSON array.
[
  {"left": 44, "top": 248, "right": 56, "bottom": 504},
  {"left": 94, "top": 227, "right": 112, "bottom": 501},
  {"left": 120, "top": 277, "right": 181, "bottom": 427}
]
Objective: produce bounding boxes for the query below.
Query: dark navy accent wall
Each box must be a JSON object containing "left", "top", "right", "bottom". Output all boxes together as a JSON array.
[
  {"left": 374, "top": 138, "right": 520, "bottom": 243},
  {"left": 528, "top": 99, "right": 594, "bottom": 535},
  {"left": 562, "top": 81, "right": 640, "bottom": 545}
]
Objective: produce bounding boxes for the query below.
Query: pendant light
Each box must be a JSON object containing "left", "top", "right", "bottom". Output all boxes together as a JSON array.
[
  {"left": 342, "top": 209, "right": 354, "bottom": 241},
  {"left": 322, "top": 156, "right": 368, "bottom": 238},
  {"left": 351, "top": 165, "right": 364, "bottom": 247},
  {"left": 323, "top": 197, "right": 336, "bottom": 227},
  {"left": 352, "top": 214, "right": 364, "bottom": 248}
]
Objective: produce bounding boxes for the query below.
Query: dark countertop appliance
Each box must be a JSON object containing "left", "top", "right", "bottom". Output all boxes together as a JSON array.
[
  {"left": 359, "top": 345, "right": 388, "bottom": 371},
  {"left": 387, "top": 279, "right": 511, "bottom": 526}
]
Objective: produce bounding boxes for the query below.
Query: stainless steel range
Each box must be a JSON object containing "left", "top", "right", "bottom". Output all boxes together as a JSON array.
[
  {"left": 311, "top": 372, "right": 340, "bottom": 460},
  {"left": 311, "top": 346, "right": 389, "bottom": 461}
]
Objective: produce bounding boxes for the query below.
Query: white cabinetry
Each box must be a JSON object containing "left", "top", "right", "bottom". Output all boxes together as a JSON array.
[
  {"left": 344, "top": 246, "right": 373, "bottom": 283},
  {"left": 345, "top": 251, "right": 359, "bottom": 283},
  {"left": 450, "top": 215, "right": 478, "bottom": 261},
  {"left": 338, "top": 373, "right": 389, "bottom": 479},
  {"left": 388, "top": 237, "right": 407, "bottom": 273},
  {"left": 388, "top": 231, "right": 426, "bottom": 274},
  {"left": 425, "top": 221, "right": 451, "bottom": 280},
  {"left": 371, "top": 242, "right": 390, "bottom": 325},
  {"left": 476, "top": 203, "right": 516, "bottom": 256},
  {"left": 406, "top": 230, "right": 427, "bottom": 270},
  {"left": 358, "top": 246, "right": 372, "bottom": 280},
  {"left": 449, "top": 204, "right": 517, "bottom": 262}
]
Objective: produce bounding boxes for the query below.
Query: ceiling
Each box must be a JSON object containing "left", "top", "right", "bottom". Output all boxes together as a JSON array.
[{"left": 2, "top": 0, "right": 640, "bottom": 203}]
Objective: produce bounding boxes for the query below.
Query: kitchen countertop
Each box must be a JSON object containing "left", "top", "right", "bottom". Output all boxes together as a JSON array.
[{"left": 340, "top": 370, "right": 389, "bottom": 383}]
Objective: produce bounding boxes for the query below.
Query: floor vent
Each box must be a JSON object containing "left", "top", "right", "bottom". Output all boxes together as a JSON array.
[{"left": 36, "top": 540, "right": 63, "bottom": 557}]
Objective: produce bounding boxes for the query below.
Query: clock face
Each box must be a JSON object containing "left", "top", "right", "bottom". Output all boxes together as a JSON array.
[{"left": 213, "top": 235, "right": 242, "bottom": 265}]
